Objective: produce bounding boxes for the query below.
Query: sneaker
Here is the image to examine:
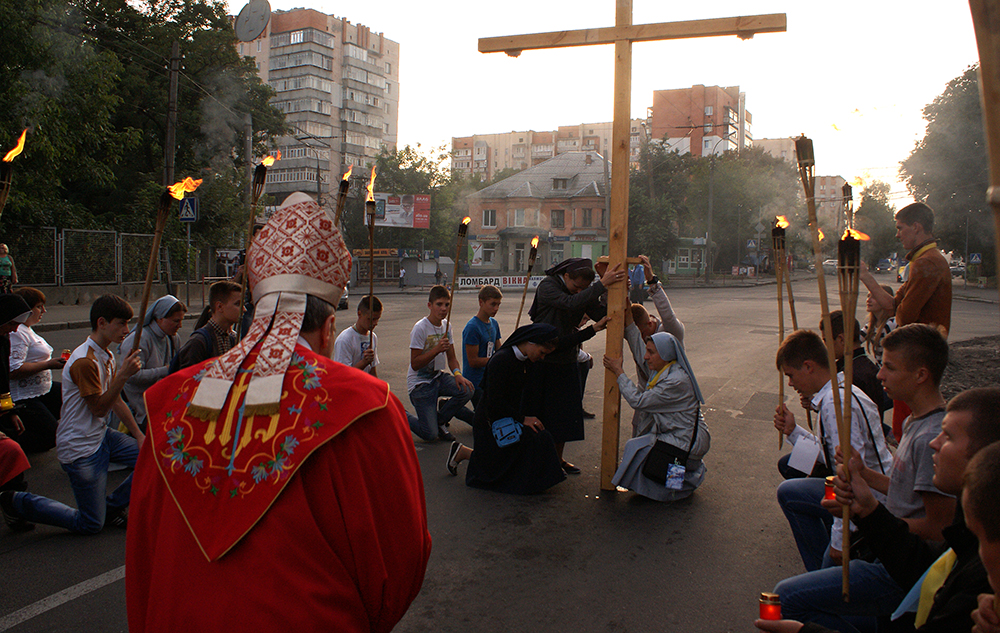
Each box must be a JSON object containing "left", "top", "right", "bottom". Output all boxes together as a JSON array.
[
  {"left": 438, "top": 427, "right": 457, "bottom": 442},
  {"left": 106, "top": 505, "right": 128, "bottom": 528},
  {"left": 0, "top": 490, "right": 34, "bottom": 532},
  {"left": 447, "top": 441, "right": 462, "bottom": 476},
  {"left": 561, "top": 461, "right": 581, "bottom": 475},
  {"left": 582, "top": 410, "right": 596, "bottom": 419}
]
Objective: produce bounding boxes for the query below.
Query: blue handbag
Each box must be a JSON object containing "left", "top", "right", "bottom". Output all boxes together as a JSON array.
[{"left": 491, "top": 417, "right": 522, "bottom": 447}]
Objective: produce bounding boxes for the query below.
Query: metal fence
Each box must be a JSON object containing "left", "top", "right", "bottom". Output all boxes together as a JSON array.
[
  {"left": 6, "top": 227, "right": 57, "bottom": 286},
  {"left": 6, "top": 227, "right": 170, "bottom": 287},
  {"left": 63, "top": 229, "right": 117, "bottom": 285}
]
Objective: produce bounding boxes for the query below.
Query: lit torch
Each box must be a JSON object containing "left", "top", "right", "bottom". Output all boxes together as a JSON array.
[
  {"left": 335, "top": 165, "right": 353, "bottom": 224},
  {"left": 515, "top": 235, "right": 540, "bottom": 329},
  {"left": 132, "top": 177, "right": 203, "bottom": 355},
  {"left": 796, "top": 133, "right": 850, "bottom": 601},
  {"left": 0, "top": 129, "right": 28, "bottom": 219},
  {"left": 365, "top": 166, "right": 377, "bottom": 347},
  {"left": 239, "top": 152, "right": 280, "bottom": 326},
  {"left": 445, "top": 217, "right": 472, "bottom": 337},
  {"left": 772, "top": 216, "right": 789, "bottom": 449}
]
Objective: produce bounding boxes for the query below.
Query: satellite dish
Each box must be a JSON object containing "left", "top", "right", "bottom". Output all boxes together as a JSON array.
[{"left": 235, "top": 0, "right": 270, "bottom": 42}]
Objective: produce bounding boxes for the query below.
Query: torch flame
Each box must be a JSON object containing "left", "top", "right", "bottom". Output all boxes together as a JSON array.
[
  {"left": 343, "top": 165, "right": 353, "bottom": 181},
  {"left": 462, "top": 216, "right": 471, "bottom": 225},
  {"left": 775, "top": 215, "right": 790, "bottom": 229},
  {"left": 365, "top": 165, "right": 376, "bottom": 203},
  {"left": 3, "top": 129, "right": 27, "bottom": 163},
  {"left": 843, "top": 228, "right": 871, "bottom": 241},
  {"left": 817, "top": 228, "right": 825, "bottom": 241},
  {"left": 531, "top": 236, "right": 539, "bottom": 249},
  {"left": 261, "top": 151, "right": 281, "bottom": 167},
  {"left": 168, "top": 177, "right": 203, "bottom": 200}
]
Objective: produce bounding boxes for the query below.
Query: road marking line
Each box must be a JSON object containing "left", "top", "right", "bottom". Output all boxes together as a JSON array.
[{"left": 0, "top": 565, "right": 125, "bottom": 631}]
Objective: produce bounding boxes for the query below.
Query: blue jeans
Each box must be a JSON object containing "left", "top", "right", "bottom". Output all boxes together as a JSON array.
[
  {"left": 777, "top": 477, "right": 834, "bottom": 572},
  {"left": 775, "top": 559, "right": 904, "bottom": 633},
  {"left": 12, "top": 428, "right": 139, "bottom": 534},
  {"left": 408, "top": 373, "right": 473, "bottom": 441}
]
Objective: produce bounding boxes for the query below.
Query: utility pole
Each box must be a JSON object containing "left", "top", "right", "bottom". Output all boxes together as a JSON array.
[{"left": 164, "top": 40, "right": 180, "bottom": 298}]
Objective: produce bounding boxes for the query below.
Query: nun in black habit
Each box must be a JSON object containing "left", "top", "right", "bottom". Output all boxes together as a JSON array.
[
  {"left": 450, "top": 323, "right": 565, "bottom": 494},
  {"left": 525, "top": 257, "right": 624, "bottom": 473}
]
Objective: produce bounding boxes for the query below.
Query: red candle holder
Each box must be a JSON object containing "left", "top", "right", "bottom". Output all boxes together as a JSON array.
[
  {"left": 824, "top": 476, "right": 836, "bottom": 500},
  {"left": 759, "top": 592, "right": 781, "bottom": 620}
]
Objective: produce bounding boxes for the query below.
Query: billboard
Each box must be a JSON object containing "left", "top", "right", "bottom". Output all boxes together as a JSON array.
[{"left": 365, "top": 193, "right": 430, "bottom": 229}]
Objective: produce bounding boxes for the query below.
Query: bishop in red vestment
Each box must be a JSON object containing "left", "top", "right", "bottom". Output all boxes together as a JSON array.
[{"left": 126, "top": 192, "right": 431, "bottom": 632}]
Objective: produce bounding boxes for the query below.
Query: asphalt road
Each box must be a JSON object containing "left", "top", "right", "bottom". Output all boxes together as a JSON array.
[{"left": 2, "top": 276, "right": 996, "bottom": 632}]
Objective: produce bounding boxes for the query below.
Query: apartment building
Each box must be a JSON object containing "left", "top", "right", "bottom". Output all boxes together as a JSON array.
[
  {"left": 237, "top": 8, "right": 400, "bottom": 204},
  {"left": 648, "top": 84, "right": 751, "bottom": 156},
  {"left": 452, "top": 120, "right": 646, "bottom": 182},
  {"left": 465, "top": 152, "right": 609, "bottom": 274}
]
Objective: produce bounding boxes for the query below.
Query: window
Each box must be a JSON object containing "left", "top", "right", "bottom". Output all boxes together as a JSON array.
[
  {"left": 551, "top": 209, "right": 565, "bottom": 229},
  {"left": 385, "top": 61, "right": 392, "bottom": 74},
  {"left": 514, "top": 243, "right": 525, "bottom": 270},
  {"left": 705, "top": 106, "right": 713, "bottom": 116},
  {"left": 552, "top": 178, "right": 567, "bottom": 190},
  {"left": 483, "top": 246, "right": 495, "bottom": 264},
  {"left": 290, "top": 30, "right": 304, "bottom": 44},
  {"left": 582, "top": 209, "right": 592, "bottom": 227},
  {"left": 514, "top": 209, "right": 525, "bottom": 227},
  {"left": 257, "top": 40, "right": 261, "bottom": 52},
  {"left": 550, "top": 245, "right": 564, "bottom": 265},
  {"left": 482, "top": 209, "right": 497, "bottom": 228},
  {"left": 704, "top": 123, "right": 713, "bottom": 134},
  {"left": 599, "top": 209, "right": 607, "bottom": 228},
  {"left": 704, "top": 139, "right": 711, "bottom": 149}
]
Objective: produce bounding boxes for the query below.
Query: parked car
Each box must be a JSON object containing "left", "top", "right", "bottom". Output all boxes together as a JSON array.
[
  {"left": 897, "top": 264, "right": 907, "bottom": 283},
  {"left": 951, "top": 263, "right": 966, "bottom": 277},
  {"left": 875, "top": 259, "right": 894, "bottom": 273},
  {"left": 822, "top": 259, "right": 837, "bottom": 274},
  {"left": 338, "top": 282, "right": 349, "bottom": 310}
]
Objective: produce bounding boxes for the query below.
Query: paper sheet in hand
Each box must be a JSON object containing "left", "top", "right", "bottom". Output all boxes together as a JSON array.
[{"left": 788, "top": 434, "right": 821, "bottom": 473}]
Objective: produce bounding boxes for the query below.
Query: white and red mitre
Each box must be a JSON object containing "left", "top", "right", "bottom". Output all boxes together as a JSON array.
[{"left": 187, "top": 192, "right": 352, "bottom": 419}]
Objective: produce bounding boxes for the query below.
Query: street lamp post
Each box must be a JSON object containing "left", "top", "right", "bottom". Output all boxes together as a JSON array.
[{"left": 706, "top": 132, "right": 736, "bottom": 284}]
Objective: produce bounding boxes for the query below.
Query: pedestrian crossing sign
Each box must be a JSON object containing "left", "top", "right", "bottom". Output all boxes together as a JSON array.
[
  {"left": 970, "top": 252, "right": 982, "bottom": 264},
  {"left": 179, "top": 196, "right": 198, "bottom": 222}
]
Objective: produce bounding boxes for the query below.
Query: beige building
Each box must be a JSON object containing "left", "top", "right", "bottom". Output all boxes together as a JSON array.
[
  {"left": 465, "top": 152, "right": 610, "bottom": 273},
  {"left": 452, "top": 120, "right": 646, "bottom": 182},
  {"left": 238, "top": 8, "right": 400, "bottom": 204}
]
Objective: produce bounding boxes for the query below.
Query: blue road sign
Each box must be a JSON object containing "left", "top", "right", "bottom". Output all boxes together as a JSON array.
[
  {"left": 970, "top": 252, "right": 982, "bottom": 264},
  {"left": 747, "top": 239, "right": 757, "bottom": 250},
  {"left": 179, "top": 196, "right": 198, "bottom": 222}
]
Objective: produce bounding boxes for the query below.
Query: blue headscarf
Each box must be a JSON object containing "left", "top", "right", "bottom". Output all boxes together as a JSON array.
[{"left": 649, "top": 332, "right": 703, "bottom": 403}]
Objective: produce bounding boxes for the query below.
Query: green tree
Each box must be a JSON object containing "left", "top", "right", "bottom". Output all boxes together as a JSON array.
[
  {"left": 853, "top": 181, "right": 898, "bottom": 266},
  {"left": 0, "top": 0, "right": 284, "bottom": 265},
  {"left": 627, "top": 143, "right": 692, "bottom": 264},
  {"left": 900, "top": 65, "right": 993, "bottom": 269}
]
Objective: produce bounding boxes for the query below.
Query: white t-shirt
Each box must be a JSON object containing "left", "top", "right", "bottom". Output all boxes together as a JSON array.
[
  {"left": 333, "top": 326, "right": 379, "bottom": 374},
  {"left": 58, "top": 338, "right": 115, "bottom": 464},
  {"left": 406, "top": 317, "right": 452, "bottom": 392},
  {"left": 9, "top": 324, "right": 54, "bottom": 401}
]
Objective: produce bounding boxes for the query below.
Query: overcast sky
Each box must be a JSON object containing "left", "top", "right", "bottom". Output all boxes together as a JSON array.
[{"left": 241, "top": 0, "right": 980, "bottom": 207}]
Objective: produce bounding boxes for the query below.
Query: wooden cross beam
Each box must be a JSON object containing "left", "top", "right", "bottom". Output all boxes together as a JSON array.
[{"left": 480, "top": 2, "right": 786, "bottom": 491}]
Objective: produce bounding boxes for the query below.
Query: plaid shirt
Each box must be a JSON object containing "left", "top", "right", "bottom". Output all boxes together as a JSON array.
[{"left": 207, "top": 318, "right": 237, "bottom": 356}]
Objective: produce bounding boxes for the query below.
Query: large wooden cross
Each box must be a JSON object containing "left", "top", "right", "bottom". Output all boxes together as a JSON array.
[{"left": 480, "top": 3, "right": 786, "bottom": 490}]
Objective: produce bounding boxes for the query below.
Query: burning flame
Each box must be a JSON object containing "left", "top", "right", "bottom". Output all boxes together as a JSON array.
[
  {"left": 3, "top": 129, "right": 27, "bottom": 163},
  {"left": 531, "top": 236, "right": 539, "bottom": 249},
  {"left": 842, "top": 228, "right": 871, "bottom": 241},
  {"left": 775, "top": 215, "right": 789, "bottom": 229},
  {"left": 462, "top": 216, "right": 471, "bottom": 225},
  {"left": 365, "top": 165, "right": 376, "bottom": 202},
  {"left": 168, "top": 177, "right": 203, "bottom": 200},
  {"left": 261, "top": 151, "right": 281, "bottom": 167},
  {"left": 343, "top": 166, "right": 353, "bottom": 181},
  {"left": 817, "top": 228, "right": 825, "bottom": 241}
]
